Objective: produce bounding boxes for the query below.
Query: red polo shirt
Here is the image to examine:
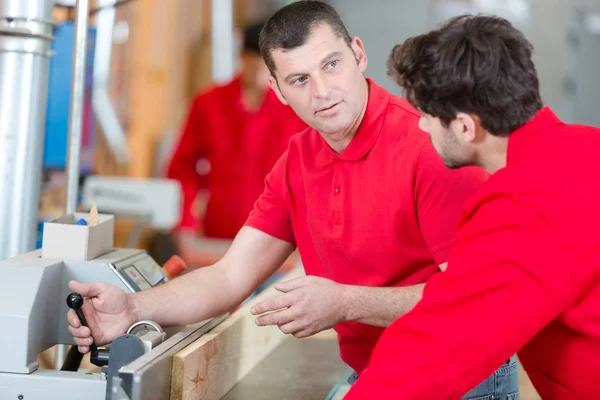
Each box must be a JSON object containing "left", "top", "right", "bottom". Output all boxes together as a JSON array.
[
  {"left": 245, "top": 80, "right": 489, "bottom": 374},
  {"left": 346, "top": 107, "right": 600, "bottom": 399},
  {"left": 167, "top": 76, "right": 306, "bottom": 239}
]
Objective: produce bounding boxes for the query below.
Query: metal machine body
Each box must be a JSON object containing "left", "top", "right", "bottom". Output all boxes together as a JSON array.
[
  {"left": 0, "top": 248, "right": 225, "bottom": 400},
  {"left": 0, "top": 248, "right": 165, "bottom": 375}
]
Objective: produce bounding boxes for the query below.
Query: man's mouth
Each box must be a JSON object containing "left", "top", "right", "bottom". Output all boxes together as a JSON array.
[{"left": 316, "top": 102, "right": 341, "bottom": 115}]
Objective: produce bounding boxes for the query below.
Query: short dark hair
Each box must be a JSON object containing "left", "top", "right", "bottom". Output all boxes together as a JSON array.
[
  {"left": 259, "top": 1, "right": 352, "bottom": 76},
  {"left": 243, "top": 21, "right": 265, "bottom": 55},
  {"left": 387, "top": 14, "right": 543, "bottom": 136}
]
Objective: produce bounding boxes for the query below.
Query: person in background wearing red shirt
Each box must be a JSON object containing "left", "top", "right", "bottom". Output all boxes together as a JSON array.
[
  {"left": 66, "top": 4, "right": 515, "bottom": 398},
  {"left": 346, "top": 14, "right": 600, "bottom": 400},
  {"left": 166, "top": 21, "right": 306, "bottom": 267}
]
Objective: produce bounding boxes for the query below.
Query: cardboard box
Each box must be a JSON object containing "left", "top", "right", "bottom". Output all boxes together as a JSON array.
[{"left": 41, "top": 213, "right": 114, "bottom": 261}]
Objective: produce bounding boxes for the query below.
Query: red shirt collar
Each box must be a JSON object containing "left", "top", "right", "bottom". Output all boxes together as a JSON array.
[
  {"left": 316, "top": 78, "right": 390, "bottom": 167},
  {"left": 507, "top": 107, "right": 563, "bottom": 165}
]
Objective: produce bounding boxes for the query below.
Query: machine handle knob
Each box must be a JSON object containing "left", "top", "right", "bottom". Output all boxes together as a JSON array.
[{"left": 66, "top": 292, "right": 102, "bottom": 363}]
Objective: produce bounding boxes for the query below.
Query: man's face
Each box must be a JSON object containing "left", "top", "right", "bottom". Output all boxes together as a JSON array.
[
  {"left": 418, "top": 113, "right": 475, "bottom": 169},
  {"left": 241, "top": 52, "right": 271, "bottom": 92},
  {"left": 267, "top": 23, "right": 368, "bottom": 135}
]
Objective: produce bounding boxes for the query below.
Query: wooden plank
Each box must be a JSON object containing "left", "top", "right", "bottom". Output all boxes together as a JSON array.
[{"left": 170, "top": 268, "right": 305, "bottom": 400}]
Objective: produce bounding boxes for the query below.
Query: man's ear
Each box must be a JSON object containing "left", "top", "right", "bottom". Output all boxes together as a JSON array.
[
  {"left": 350, "top": 36, "right": 368, "bottom": 73},
  {"left": 268, "top": 75, "right": 288, "bottom": 105},
  {"left": 451, "top": 112, "right": 478, "bottom": 144}
]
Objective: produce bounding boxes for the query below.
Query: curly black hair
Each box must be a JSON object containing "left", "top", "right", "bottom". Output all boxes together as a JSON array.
[{"left": 387, "top": 14, "right": 543, "bottom": 136}]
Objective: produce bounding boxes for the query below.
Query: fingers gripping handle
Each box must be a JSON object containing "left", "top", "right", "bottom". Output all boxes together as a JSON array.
[{"left": 66, "top": 293, "right": 101, "bottom": 360}]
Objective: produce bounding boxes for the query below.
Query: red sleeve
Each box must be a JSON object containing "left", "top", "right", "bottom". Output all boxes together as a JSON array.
[
  {"left": 244, "top": 151, "right": 296, "bottom": 244},
  {"left": 414, "top": 140, "right": 489, "bottom": 264},
  {"left": 166, "top": 95, "right": 210, "bottom": 230},
  {"left": 345, "top": 194, "right": 572, "bottom": 399}
]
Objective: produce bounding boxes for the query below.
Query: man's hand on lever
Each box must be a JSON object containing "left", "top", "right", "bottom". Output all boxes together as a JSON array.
[
  {"left": 66, "top": 280, "right": 137, "bottom": 353},
  {"left": 66, "top": 227, "right": 297, "bottom": 354}
]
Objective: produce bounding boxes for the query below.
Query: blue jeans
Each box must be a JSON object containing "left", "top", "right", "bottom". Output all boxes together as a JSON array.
[{"left": 348, "top": 355, "right": 519, "bottom": 399}]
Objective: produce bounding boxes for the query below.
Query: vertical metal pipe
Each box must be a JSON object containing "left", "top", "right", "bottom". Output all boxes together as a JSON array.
[
  {"left": 58, "top": 0, "right": 91, "bottom": 370},
  {"left": 0, "top": 0, "right": 54, "bottom": 260},
  {"left": 65, "top": 0, "right": 90, "bottom": 214}
]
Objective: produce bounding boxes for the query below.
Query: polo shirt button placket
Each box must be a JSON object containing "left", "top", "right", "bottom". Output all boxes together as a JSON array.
[
  {"left": 331, "top": 156, "right": 343, "bottom": 226},
  {"left": 333, "top": 183, "right": 342, "bottom": 226}
]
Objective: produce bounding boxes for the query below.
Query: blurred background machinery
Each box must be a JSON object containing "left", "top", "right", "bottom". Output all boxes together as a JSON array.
[{"left": 1, "top": 0, "right": 599, "bottom": 260}]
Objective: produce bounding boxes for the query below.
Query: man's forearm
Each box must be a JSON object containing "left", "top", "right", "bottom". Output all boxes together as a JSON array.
[
  {"left": 129, "top": 264, "right": 244, "bottom": 327},
  {"left": 343, "top": 284, "right": 425, "bottom": 327},
  {"left": 129, "top": 226, "right": 295, "bottom": 328},
  {"left": 180, "top": 235, "right": 232, "bottom": 254}
]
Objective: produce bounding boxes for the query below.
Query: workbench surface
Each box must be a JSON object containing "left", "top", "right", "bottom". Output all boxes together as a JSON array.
[{"left": 222, "top": 335, "right": 349, "bottom": 400}]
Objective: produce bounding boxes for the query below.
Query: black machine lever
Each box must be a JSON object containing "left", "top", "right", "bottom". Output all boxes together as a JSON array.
[{"left": 66, "top": 292, "right": 110, "bottom": 367}]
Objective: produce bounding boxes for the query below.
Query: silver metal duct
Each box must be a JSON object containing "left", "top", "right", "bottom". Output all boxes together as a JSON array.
[
  {"left": 0, "top": 0, "right": 54, "bottom": 260},
  {"left": 64, "top": 0, "right": 89, "bottom": 215}
]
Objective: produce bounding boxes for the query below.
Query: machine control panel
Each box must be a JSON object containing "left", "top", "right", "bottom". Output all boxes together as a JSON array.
[{"left": 112, "top": 252, "right": 167, "bottom": 292}]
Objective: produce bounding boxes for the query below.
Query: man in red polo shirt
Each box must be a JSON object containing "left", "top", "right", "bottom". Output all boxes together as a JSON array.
[
  {"left": 66, "top": 4, "right": 516, "bottom": 398},
  {"left": 346, "top": 15, "right": 600, "bottom": 400},
  {"left": 166, "top": 21, "right": 306, "bottom": 265}
]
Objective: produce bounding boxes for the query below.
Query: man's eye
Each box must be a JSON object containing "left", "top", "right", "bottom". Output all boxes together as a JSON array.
[{"left": 293, "top": 77, "right": 307, "bottom": 85}]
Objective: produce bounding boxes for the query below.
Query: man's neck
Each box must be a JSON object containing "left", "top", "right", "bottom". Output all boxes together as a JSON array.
[
  {"left": 477, "top": 135, "right": 509, "bottom": 174},
  {"left": 323, "top": 79, "right": 369, "bottom": 153},
  {"left": 241, "top": 84, "right": 266, "bottom": 113}
]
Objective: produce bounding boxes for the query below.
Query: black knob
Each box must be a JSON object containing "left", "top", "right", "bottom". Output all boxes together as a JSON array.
[
  {"left": 66, "top": 292, "right": 92, "bottom": 331},
  {"left": 66, "top": 292, "right": 84, "bottom": 309}
]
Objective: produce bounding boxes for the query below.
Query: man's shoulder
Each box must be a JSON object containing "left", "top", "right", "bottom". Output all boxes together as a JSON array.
[
  {"left": 279, "top": 129, "right": 317, "bottom": 171},
  {"left": 367, "top": 79, "right": 421, "bottom": 120},
  {"left": 287, "top": 125, "right": 321, "bottom": 149},
  {"left": 387, "top": 93, "right": 421, "bottom": 119},
  {"left": 277, "top": 126, "right": 327, "bottom": 175},
  {"left": 380, "top": 96, "right": 430, "bottom": 152},
  {"left": 459, "top": 167, "right": 523, "bottom": 218},
  {"left": 373, "top": 86, "right": 424, "bottom": 143},
  {"left": 191, "top": 77, "right": 240, "bottom": 103}
]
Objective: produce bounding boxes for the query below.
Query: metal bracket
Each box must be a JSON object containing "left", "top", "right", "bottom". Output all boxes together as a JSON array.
[{"left": 108, "top": 315, "right": 228, "bottom": 400}]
